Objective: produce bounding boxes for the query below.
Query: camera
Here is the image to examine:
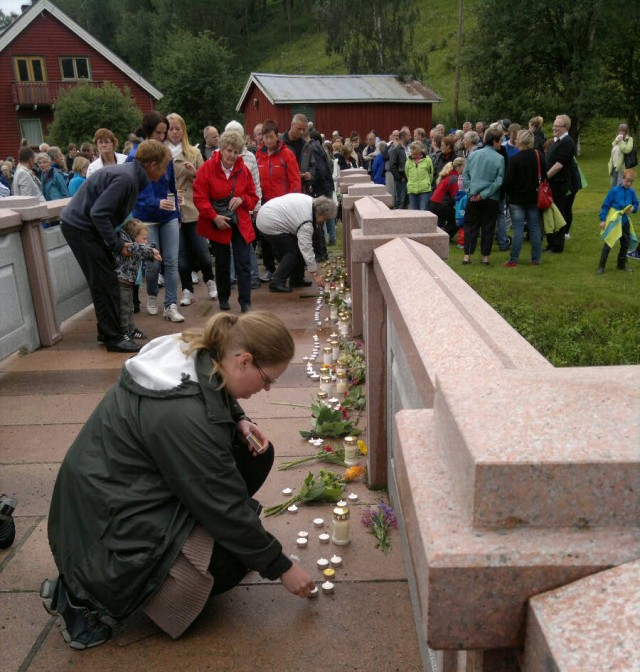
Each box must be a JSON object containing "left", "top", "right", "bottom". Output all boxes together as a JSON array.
[{"left": 0, "top": 494, "right": 17, "bottom": 550}]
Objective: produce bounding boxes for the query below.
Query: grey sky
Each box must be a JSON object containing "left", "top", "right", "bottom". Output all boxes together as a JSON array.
[{"left": 0, "top": 0, "right": 31, "bottom": 16}]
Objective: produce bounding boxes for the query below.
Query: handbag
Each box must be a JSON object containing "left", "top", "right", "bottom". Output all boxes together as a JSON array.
[
  {"left": 624, "top": 148, "right": 638, "bottom": 169},
  {"left": 211, "top": 176, "right": 238, "bottom": 227},
  {"left": 536, "top": 150, "right": 553, "bottom": 210}
]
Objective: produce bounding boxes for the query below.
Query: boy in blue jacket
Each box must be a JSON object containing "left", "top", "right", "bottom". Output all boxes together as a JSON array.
[{"left": 597, "top": 168, "right": 638, "bottom": 274}]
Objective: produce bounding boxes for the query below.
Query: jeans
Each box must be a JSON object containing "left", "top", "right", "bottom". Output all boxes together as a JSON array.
[
  {"left": 230, "top": 243, "right": 260, "bottom": 283},
  {"left": 508, "top": 203, "right": 542, "bottom": 264},
  {"left": 394, "top": 179, "right": 408, "bottom": 209},
  {"left": 145, "top": 219, "right": 180, "bottom": 307},
  {"left": 409, "top": 191, "right": 431, "bottom": 211},
  {"left": 210, "top": 226, "right": 252, "bottom": 307},
  {"left": 178, "top": 221, "right": 213, "bottom": 292},
  {"left": 325, "top": 218, "right": 337, "bottom": 245},
  {"left": 495, "top": 196, "right": 510, "bottom": 249}
]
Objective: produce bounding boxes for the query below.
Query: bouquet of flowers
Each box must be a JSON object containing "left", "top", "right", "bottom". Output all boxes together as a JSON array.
[
  {"left": 264, "top": 470, "right": 346, "bottom": 517},
  {"left": 300, "top": 402, "right": 362, "bottom": 439},
  {"left": 360, "top": 502, "right": 398, "bottom": 553},
  {"left": 278, "top": 444, "right": 347, "bottom": 471}
]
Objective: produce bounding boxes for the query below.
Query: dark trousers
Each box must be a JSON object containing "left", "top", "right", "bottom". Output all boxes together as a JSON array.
[
  {"left": 599, "top": 222, "right": 631, "bottom": 270},
  {"left": 312, "top": 223, "right": 327, "bottom": 261},
  {"left": 208, "top": 440, "right": 274, "bottom": 595},
  {"left": 545, "top": 184, "right": 570, "bottom": 252},
  {"left": 179, "top": 221, "right": 214, "bottom": 291},
  {"left": 61, "top": 222, "right": 122, "bottom": 343},
  {"left": 264, "top": 232, "right": 305, "bottom": 285},
  {"left": 210, "top": 226, "right": 252, "bottom": 307},
  {"left": 428, "top": 200, "right": 457, "bottom": 239},
  {"left": 463, "top": 199, "right": 498, "bottom": 256},
  {"left": 259, "top": 233, "right": 276, "bottom": 273}
]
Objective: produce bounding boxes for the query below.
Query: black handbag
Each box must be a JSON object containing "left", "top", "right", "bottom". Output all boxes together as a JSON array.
[
  {"left": 624, "top": 147, "right": 638, "bottom": 169},
  {"left": 211, "top": 176, "right": 238, "bottom": 226}
]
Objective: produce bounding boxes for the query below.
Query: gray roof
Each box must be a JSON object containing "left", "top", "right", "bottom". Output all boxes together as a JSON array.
[{"left": 237, "top": 73, "right": 441, "bottom": 111}]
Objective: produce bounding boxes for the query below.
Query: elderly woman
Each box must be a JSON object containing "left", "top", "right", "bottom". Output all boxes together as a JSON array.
[
  {"left": 609, "top": 123, "right": 635, "bottom": 187},
  {"left": 462, "top": 131, "right": 481, "bottom": 157},
  {"left": 86, "top": 128, "right": 127, "bottom": 178},
  {"left": 42, "top": 310, "right": 315, "bottom": 649},
  {"left": 166, "top": 112, "right": 218, "bottom": 306},
  {"left": 503, "top": 129, "right": 547, "bottom": 267},
  {"left": 193, "top": 130, "right": 258, "bottom": 313},
  {"left": 36, "top": 152, "right": 69, "bottom": 200},
  {"left": 256, "top": 193, "right": 337, "bottom": 292},
  {"left": 372, "top": 142, "right": 387, "bottom": 185}
]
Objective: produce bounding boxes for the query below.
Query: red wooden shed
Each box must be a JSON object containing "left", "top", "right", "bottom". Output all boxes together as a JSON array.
[
  {"left": 237, "top": 73, "right": 441, "bottom": 141},
  {"left": 0, "top": 0, "right": 162, "bottom": 158}
]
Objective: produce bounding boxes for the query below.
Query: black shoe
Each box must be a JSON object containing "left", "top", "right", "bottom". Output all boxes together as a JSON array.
[
  {"left": 251, "top": 279, "right": 262, "bottom": 289},
  {"left": 269, "top": 282, "right": 292, "bottom": 293},
  {"left": 219, "top": 299, "right": 231, "bottom": 310},
  {"left": 105, "top": 336, "right": 141, "bottom": 353},
  {"left": 128, "top": 328, "right": 147, "bottom": 340},
  {"left": 291, "top": 280, "right": 313, "bottom": 287},
  {"left": 241, "top": 304, "right": 252, "bottom": 313},
  {"left": 40, "top": 577, "right": 112, "bottom": 650},
  {"left": 97, "top": 333, "right": 105, "bottom": 343},
  {"left": 133, "top": 304, "right": 141, "bottom": 314}
]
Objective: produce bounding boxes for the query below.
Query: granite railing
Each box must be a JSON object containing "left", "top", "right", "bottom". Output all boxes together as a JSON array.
[
  {"left": 351, "top": 226, "right": 639, "bottom": 670},
  {"left": 0, "top": 196, "right": 90, "bottom": 360}
]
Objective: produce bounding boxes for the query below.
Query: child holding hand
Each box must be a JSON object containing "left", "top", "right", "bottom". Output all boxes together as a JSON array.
[
  {"left": 597, "top": 168, "right": 638, "bottom": 274},
  {"left": 116, "top": 219, "right": 162, "bottom": 338}
]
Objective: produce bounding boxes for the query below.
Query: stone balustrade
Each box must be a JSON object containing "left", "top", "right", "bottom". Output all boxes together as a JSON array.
[
  {"left": 0, "top": 196, "right": 89, "bottom": 359},
  {"left": 359, "top": 234, "right": 640, "bottom": 671}
]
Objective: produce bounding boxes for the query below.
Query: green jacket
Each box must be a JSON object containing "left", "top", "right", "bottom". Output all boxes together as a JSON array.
[
  {"left": 405, "top": 155, "right": 434, "bottom": 194},
  {"left": 608, "top": 136, "right": 634, "bottom": 173},
  {"left": 48, "top": 336, "right": 291, "bottom": 620}
]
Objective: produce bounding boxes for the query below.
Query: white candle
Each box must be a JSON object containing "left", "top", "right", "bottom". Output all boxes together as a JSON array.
[
  {"left": 296, "top": 537, "right": 308, "bottom": 548},
  {"left": 282, "top": 487, "right": 293, "bottom": 495},
  {"left": 321, "top": 581, "right": 335, "bottom": 594},
  {"left": 308, "top": 586, "right": 319, "bottom": 598},
  {"left": 330, "top": 555, "right": 342, "bottom": 568},
  {"left": 316, "top": 558, "right": 329, "bottom": 570},
  {"left": 298, "top": 531, "right": 309, "bottom": 538},
  {"left": 318, "top": 533, "right": 330, "bottom": 544},
  {"left": 287, "top": 505, "right": 298, "bottom": 514},
  {"left": 337, "top": 500, "right": 347, "bottom": 507},
  {"left": 348, "top": 492, "right": 359, "bottom": 503},
  {"left": 313, "top": 518, "right": 325, "bottom": 528}
]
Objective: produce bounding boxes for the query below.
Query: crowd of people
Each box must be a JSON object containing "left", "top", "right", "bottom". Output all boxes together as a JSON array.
[{"left": 1, "top": 113, "right": 636, "bottom": 353}]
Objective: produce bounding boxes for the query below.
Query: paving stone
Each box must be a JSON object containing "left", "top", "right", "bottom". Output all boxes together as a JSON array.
[
  {"left": 0, "top": 464, "right": 59, "bottom": 516},
  {"left": 0, "top": 425, "right": 79, "bottom": 464},
  {"left": 0, "top": 369, "right": 118, "bottom": 396},
  {"left": 0, "top": 394, "right": 104, "bottom": 426},
  {"left": 0, "top": 592, "right": 52, "bottom": 672}
]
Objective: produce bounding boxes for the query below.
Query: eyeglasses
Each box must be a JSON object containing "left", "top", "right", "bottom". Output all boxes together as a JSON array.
[{"left": 254, "top": 360, "right": 277, "bottom": 386}]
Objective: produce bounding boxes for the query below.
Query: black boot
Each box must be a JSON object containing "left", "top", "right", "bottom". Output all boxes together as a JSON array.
[{"left": 597, "top": 245, "right": 610, "bottom": 274}]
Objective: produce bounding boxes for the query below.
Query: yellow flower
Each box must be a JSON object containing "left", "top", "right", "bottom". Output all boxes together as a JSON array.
[
  {"left": 357, "top": 440, "right": 368, "bottom": 456},
  {"left": 344, "top": 465, "right": 365, "bottom": 482}
]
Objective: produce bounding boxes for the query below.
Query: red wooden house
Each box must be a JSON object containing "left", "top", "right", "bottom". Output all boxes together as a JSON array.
[
  {"left": 237, "top": 73, "right": 441, "bottom": 141},
  {"left": 0, "top": 0, "right": 162, "bottom": 158}
]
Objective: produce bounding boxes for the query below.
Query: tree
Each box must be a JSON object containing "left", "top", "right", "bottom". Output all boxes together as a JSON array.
[
  {"left": 47, "top": 82, "right": 142, "bottom": 148},
  {"left": 152, "top": 30, "right": 237, "bottom": 139},
  {"left": 466, "top": 0, "right": 607, "bottom": 139},
  {"left": 0, "top": 10, "right": 17, "bottom": 28},
  {"left": 316, "top": 0, "right": 424, "bottom": 77}
]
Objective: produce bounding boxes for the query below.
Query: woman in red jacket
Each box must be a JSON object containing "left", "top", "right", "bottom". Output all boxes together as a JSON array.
[
  {"left": 428, "top": 157, "right": 466, "bottom": 242},
  {"left": 194, "top": 130, "right": 258, "bottom": 313}
]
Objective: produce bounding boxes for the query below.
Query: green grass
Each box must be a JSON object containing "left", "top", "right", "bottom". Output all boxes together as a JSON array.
[{"left": 446, "top": 144, "right": 640, "bottom": 366}]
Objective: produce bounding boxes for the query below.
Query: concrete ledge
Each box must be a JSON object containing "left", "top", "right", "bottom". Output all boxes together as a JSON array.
[
  {"left": 523, "top": 559, "right": 640, "bottom": 672},
  {"left": 351, "top": 229, "right": 449, "bottom": 263},
  {"left": 347, "top": 183, "right": 388, "bottom": 196},
  {"left": 435, "top": 367, "right": 640, "bottom": 529},
  {"left": 393, "top": 409, "right": 640, "bottom": 650},
  {"left": 343, "top": 193, "right": 393, "bottom": 210},
  {"left": 355, "top": 197, "right": 439, "bottom": 235}
]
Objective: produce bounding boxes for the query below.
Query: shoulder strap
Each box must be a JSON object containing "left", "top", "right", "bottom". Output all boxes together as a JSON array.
[
  {"left": 535, "top": 150, "right": 542, "bottom": 183},
  {"left": 296, "top": 219, "right": 313, "bottom": 233}
]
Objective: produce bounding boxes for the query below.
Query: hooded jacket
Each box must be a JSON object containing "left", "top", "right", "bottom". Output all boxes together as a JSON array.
[
  {"left": 47, "top": 336, "right": 292, "bottom": 620},
  {"left": 256, "top": 141, "right": 301, "bottom": 202}
]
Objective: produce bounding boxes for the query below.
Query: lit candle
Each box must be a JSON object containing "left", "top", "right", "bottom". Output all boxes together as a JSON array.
[
  {"left": 308, "top": 586, "right": 319, "bottom": 598},
  {"left": 298, "top": 531, "right": 309, "bottom": 538},
  {"left": 343, "top": 436, "right": 359, "bottom": 466},
  {"left": 323, "top": 347, "right": 332, "bottom": 365},
  {"left": 330, "top": 555, "right": 342, "bottom": 568},
  {"left": 337, "top": 500, "right": 347, "bottom": 507},
  {"left": 296, "top": 537, "right": 308, "bottom": 549},
  {"left": 313, "top": 518, "right": 325, "bottom": 528},
  {"left": 316, "top": 558, "right": 330, "bottom": 571},
  {"left": 318, "top": 533, "right": 330, "bottom": 544},
  {"left": 331, "top": 341, "right": 340, "bottom": 361},
  {"left": 347, "top": 492, "right": 359, "bottom": 503},
  {"left": 320, "top": 376, "right": 332, "bottom": 394},
  {"left": 321, "top": 581, "right": 335, "bottom": 594},
  {"left": 287, "top": 504, "right": 298, "bottom": 514},
  {"left": 282, "top": 487, "right": 293, "bottom": 495},
  {"left": 336, "top": 372, "right": 348, "bottom": 394},
  {"left": 331, "top": 506, "right": 351, "bottom": 546},
  {"left": 329, "top": 304, "right": 338, "bottom": 320},
  {"left": 323, "top": 568, "right": 336, "bottom": 580}
]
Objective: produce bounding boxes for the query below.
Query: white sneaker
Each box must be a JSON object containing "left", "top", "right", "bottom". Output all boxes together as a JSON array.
[
  {"left": 157, "top": 273, "right": 165, "bottom": 287},
  {"left": 163, "top": 303, "right": 185, "bottom": 322},
  {"left": 191, "top": 271, "right": 200, "bottom": 285},
  {"left": 180, "top": 289, "right": 194, "bottom": 306},
  {"left": 206, "top": 279, "right": 218, "bottom": 299},
  {"left": 565, "top": 233, "right": 571, "bottom": 240},
  {"left": 147, "top": 296, "right": 158, "bottom": 315}
]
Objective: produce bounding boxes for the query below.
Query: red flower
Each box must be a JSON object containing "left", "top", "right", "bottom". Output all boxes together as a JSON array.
[
  {"left": 342, "top": 409, "right": 349, "bottom": 419},
  {"left": 322, "top": 445, "right": 334, "bottom": 453}
]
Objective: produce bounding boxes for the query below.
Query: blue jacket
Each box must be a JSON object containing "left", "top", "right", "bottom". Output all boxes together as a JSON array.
[
  {"left": 68, "top": 175, "right": 86, "bottom": 196},
  {"left": 462, "top": 145, "right": 504, "bottom": 201},
  {"left": 126, "top": 143, "right": 178, "bottom": 223},
  {"left": 599, "top": 185, "right": 639, "bottom": 224},
  {"left": 372, "top": 154, "right": 386, "bottom": 185},
  {"left": 42, "top": 167, "right": 70, "bottom": 200}
]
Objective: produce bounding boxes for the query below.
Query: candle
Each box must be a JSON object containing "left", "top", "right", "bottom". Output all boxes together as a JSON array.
[
  {"left": 327, "top": 397, "right": 339, "bottom": 405},
  {"left": 287, "top": 504, "right": 298, "bottom": 514},
  {"left": 331, "top": 341, "right": 340, "bottom": 361},
  {"left": 282, "top": 487, "right": 293, "bottom": 495},
  {"left": 296, "top": 537, "right": 308, "bottom": 549},
  {"left": 337, "top": 500, "right": 347, "bottom": 507},
  {"left": 320, "top": 376, "right": 332, "bottom": 394},
  {"left": 336, "top": 372, "right": 348, "bottom": 394},
  {"left": 297, "top": 531, "right": 309, "bottom": 538},
  {"left": 308, "top": 586, "right": 319, "bottom": 598},
  {"left": 310, "top": 373, "right": 320, "bottom": 381},
  {"left": 317, "top": 558, "right": 330, "bottom": 570},
  {"left": 321, "top": 581, "right": 335, "bottom": 594},
  {"left": 329, "top": 304, "right": 338, "bottom": 320},
  {"left": 323, "top": 347, "right": 333, "bottom": 365},
  {"left": 343, "top": 436, "right": 359, "bottom": 466},
  {"left": 318, "top": 533, "right": 330, "bottom": 544},
  {"left": 323, "top": 568, "right": 336, "bottom": 580},
  {"left": 330, "top": 555, "right": 342, "bottom": 568},
  {"left": 347, "top": 492, "right": 359, "bottom": 503},
  {"left": 331, "top": 506, "right": 350, "bottom": 546},
  {"left": 313, "top": 518, "right": 325, "bottom": 528}
]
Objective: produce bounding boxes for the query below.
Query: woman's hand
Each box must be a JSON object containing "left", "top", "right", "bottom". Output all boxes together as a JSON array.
[
  {"left": 312, "top": 271, "right": 323, "bottom": 287},
  {"left": 152, "top": 248, "right": 163, "bottom": 262},
  {"left": 183, "top": 161, "right": 197, "bottom": 176},
  {"left": 280, "top": 564, "right": 315, "bottom": 598},
  {"left": 237, "top": 418, "right": 269, "bottom": 456},
  {"left": 214, "top": 214, "right": 231, "bottom": 229},
  {"left": 229, "top": 196, "right": 243, "bottom": 211},
  {"left": 159, "top": 198, "right": 176, "bottom": 211}
]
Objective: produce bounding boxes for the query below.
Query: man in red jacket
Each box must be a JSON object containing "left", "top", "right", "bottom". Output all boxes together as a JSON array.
[{"left": 255, "top": 119, "right": 301, "bottom": 282}]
